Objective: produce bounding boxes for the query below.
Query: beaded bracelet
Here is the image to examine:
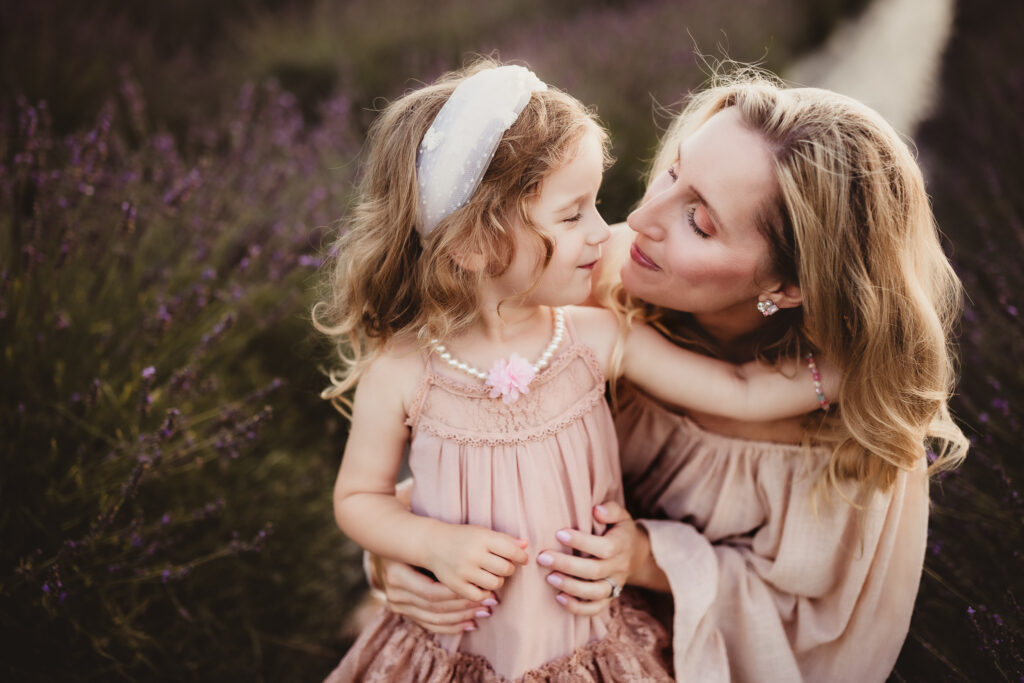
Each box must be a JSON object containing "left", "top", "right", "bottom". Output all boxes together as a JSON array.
[{"left": 806, "top": 352, "right": 830, "bottom": 411}]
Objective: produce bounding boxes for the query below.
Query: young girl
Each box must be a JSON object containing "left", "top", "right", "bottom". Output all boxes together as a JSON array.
[{"left": 316, "top": 62, "right": 836, "bottom": 682}]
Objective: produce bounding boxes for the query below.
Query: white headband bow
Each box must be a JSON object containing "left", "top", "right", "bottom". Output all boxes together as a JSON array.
[{"left": 416, "top": 65, "right": 547, "bottom": 236}]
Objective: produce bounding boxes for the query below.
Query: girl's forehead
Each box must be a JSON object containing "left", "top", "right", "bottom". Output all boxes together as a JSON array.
[{"left": 535, "top": 129, "right": 605, "bottom": 204}]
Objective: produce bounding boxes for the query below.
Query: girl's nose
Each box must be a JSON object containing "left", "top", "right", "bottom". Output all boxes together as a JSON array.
[{"left": 589, "top": 212, "right": 611, "bottom": 245}]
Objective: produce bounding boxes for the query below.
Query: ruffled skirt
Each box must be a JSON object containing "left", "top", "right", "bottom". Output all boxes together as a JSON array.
[{"left": 324, "top": 599, "right": 672, "bottom": 682}]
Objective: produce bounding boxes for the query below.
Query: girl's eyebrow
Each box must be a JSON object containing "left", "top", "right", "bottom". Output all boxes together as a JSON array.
[
  {"left": 552, "top": 193, "right": 588, "bottom": 214},
  {"left": 677, "top": 141, "right": 728, "bottom": 233}
]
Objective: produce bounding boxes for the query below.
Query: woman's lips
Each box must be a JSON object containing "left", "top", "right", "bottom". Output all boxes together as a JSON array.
[{"left": 630, "top": 243, "right": 660, "bottom": 271}]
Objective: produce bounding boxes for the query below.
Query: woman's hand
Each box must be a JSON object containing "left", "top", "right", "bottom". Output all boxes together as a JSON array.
[
  {"left": 536, "top": 501, "right": 650, "bottom": 616},
  {"left": 372, "top": 555, "right": 500, "bottom": 635}
]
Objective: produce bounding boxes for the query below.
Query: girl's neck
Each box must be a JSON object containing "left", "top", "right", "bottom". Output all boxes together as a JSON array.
[{"left": 474, "top": 303, "right": 548, "bottom": 344}]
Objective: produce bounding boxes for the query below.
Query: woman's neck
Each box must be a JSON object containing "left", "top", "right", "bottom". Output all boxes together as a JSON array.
[{"left": 691, "top": 307, "right": 765, "bottom": 363}]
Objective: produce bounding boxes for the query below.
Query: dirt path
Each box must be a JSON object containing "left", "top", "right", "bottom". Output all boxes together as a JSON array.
[{"left": 784, "top": 0, "right": 955, "bottom": 136}]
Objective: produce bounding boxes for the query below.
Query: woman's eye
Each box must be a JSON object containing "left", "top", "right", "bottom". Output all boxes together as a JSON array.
[
  {"left": 687, "top": 207, "right": 709, "bottom": 239},
  {"left": 667, "top": 164, "right": 679, "bottom": 182}
]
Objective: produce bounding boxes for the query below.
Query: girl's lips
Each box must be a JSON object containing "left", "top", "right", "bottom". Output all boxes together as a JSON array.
[
  {"left": 578, "top": 259, "right": 598, "bottom": 270},
  {"left": 630, "top": 243, "right": 660, "bottom": 271}
]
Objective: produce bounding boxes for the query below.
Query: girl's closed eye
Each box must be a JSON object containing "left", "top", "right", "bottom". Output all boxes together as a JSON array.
[{"left": 564, "top": 212, "right": 584, "bottom": 223}]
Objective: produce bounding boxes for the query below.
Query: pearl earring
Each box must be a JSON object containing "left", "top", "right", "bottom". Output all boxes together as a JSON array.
[{"left": 757, "top": 298, "right": 780, "bottom": 317}]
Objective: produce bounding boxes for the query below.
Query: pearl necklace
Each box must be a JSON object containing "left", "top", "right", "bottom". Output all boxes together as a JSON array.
[{"left": 430, "top": 307, "right": 566, "bottom": 381}]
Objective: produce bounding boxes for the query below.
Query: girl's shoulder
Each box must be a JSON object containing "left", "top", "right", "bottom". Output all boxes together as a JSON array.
[
  {"left": 364, "top": 338, "right": 428, "bottom": 415},
  {"left": 563, "top": 305, "right": 620, "bottom": 377}
]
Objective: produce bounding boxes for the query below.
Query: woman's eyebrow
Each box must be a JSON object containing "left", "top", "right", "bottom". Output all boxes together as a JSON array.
[{"left": 678, "top": 141, "right": 728, "bottom": 233}]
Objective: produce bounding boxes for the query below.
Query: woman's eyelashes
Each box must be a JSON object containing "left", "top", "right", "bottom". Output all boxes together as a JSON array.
[
  {"left": 669, "top": 161, "right": 711, "bottom": 239},
  {"left": 687, "top": 207, "right": 710, "bottom": 239}
]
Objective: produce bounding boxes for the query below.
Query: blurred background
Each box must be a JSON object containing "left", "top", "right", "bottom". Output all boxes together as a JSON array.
[{"left": 1, "top": 0, "right": 1020, "bottom": 680}]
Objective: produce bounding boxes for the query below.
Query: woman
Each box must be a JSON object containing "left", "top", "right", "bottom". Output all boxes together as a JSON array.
[{"left": 370, "top": 71, "right": 968, "bottom": 682}]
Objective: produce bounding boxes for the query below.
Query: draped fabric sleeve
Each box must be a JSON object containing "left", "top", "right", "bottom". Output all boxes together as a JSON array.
[{"left": 614, "top": 382, "right": 929, "bottom": 683}]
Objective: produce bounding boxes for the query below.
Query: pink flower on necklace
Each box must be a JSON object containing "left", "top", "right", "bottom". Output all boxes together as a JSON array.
[{"left": 485, "top": 353, "right": 536, "bottom": 404}]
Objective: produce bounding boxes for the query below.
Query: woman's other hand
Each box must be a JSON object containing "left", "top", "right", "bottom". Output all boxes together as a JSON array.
[
  {"left": 371, "top": 555, "right": 499, "bottom": 634},
  {"left": 536, "top": 501, "right": 653, "bottom": 615}
]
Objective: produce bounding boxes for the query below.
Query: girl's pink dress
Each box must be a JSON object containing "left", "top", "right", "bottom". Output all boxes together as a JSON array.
[{"left": 325, "top": 312, "right": 670, "bottom": 682}]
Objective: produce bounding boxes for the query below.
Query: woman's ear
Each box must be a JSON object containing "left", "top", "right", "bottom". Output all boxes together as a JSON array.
[{"left": 771, "top": 282, "right": 802, "bottom": 310}]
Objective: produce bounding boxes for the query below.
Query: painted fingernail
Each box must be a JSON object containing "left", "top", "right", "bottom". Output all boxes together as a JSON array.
[
  {"left": 464, "top": 623, "right": 477, "bottom": 632},
  {"left": 595, "top": 504, "right": 608, "bottom": 515},
  {"left": 556, "top": 530, "right": 572, "bottom": 544},
  {"left": 481, "top": 598, "right": 498, "bottom": 607},
  {"left": 546, "top": 574, "right": 563, "bottom": 587},
  {"left": 537, "top": 552, "right": 554, "bottom": 567},
  {"left": 555, "top": 594, "right": 568, "bottom": 605},
  {"left": 475, "top": 610, "right": 491, "bottom": 618}
]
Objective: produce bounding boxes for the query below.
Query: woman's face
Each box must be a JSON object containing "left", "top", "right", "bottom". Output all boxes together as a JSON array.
[{"left": 621, "top": 107, "right": 779, "bottom": 318}]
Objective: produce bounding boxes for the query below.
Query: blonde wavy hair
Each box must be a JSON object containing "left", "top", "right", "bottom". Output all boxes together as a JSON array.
[
  {"left": 605, "top": 69, "right": 968, "bottom": 495},
  {"left": 313, "top": 60, "right": 609, "bottom": 413}
]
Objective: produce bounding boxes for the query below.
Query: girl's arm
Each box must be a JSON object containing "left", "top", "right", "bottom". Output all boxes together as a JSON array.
[
  {"left": 621, "top": 323, "right": 838, "bottom": 421},
  {"left": 333, "top": 353, "right": 528, "bottom": 602}
]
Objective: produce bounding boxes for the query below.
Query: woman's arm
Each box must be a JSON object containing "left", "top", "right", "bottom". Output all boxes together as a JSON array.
[
  {"left": 334, "top": 354, "right": 528, "bottom": 602},
  {"left": 544, "top": 465, "right": 930, "bottom": 683},
  {"left": 622, "top": 322, "right": 838, "bottom": 421}
]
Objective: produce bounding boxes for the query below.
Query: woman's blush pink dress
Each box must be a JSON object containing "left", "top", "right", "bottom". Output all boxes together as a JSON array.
[{"left": 615, "top": 382, "right": 929, "bottom": 683}]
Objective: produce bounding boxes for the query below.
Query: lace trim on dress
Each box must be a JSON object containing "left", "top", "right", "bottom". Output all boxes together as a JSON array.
[
  {"left": 405, "top": 339, "right": 606, "bottom": 432},
  {"left": 413, "top": 380, "right": 607, "bottom": 446},
  {"left": 324, "top": 599, "right": 672, "bottom": 683}
]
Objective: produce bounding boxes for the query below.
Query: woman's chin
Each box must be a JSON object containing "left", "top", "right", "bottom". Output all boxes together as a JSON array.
[{"left": 620, "top": 258, "right": 655, "bottom": 299}]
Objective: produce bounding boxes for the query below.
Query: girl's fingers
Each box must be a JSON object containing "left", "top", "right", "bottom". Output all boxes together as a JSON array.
[
  {"left": 467, "top": 569, "right": 505, "bottom": 593},
  {"left": 480, "top": 553, "right": 517, "bottom": 578},
  {"left": 485, "top": 533, "right": 530, "bottom": 565},
  {"left": 554, "top": 591, "right": 610, "bottom": 617},
  {"left": 448, "top": 578, "right": 490, "bottom": 603}
]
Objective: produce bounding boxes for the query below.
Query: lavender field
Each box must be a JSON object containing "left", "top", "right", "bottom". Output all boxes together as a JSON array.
[{"left": 1, "top": 0, "right": 1020, "bottom": 680}]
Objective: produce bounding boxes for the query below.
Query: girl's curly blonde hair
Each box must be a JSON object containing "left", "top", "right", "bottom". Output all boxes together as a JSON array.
[{"left": 313, "top": 60, "right": 609, "bottom": 413}]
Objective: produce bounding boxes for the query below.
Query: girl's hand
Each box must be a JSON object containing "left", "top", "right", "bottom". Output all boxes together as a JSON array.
[
  {"left": 536, "top": 501, "right": 646, "bottom": 616},
  {"left": 374, "top": 555, "right": 494, "bottom": 634},
  {"left": 426, "top": 523, "right": 529, "bottom": 603}
]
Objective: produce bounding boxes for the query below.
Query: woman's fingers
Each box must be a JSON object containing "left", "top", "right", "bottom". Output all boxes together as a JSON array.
[
  {"left": 554, "top": 527, "right": 618, "bottom": 559},
  {"left": 388, "top": 600, "right": 485, "bottom": 631},
  {"left": 593, "top": 500, "right": 632, "bottom": 526},
  {"left": 383, "top": 560, "right": 463, "bottom": 603},
  {"left": 545, "top": 571, "right": 616, "bottom": 602},
  {"left": 386, "top": 585, "right": 479, "bottom": 614},
  {"left": 538, "top": 549, "right": 607, "bottom": 580},
  {"left": 553, "top": 591, "right": 611, "bottom": 617}
]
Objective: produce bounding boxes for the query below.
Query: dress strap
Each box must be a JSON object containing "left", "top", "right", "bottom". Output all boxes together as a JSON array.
[{"left": 404, "top": 353, "right": 435, "bottom": 430}]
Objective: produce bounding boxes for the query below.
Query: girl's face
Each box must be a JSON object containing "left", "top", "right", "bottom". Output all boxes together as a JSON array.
[
  {"left": 621, "top": 108, "right": 779, "bottom": 319},
  {"left": 499, "top": 126, "right": 610, "bottom": 306}
]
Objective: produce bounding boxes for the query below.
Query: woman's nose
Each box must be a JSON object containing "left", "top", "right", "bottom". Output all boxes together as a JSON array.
[{"left": 627, "top": 196, "right": 667, "bottom": 241}]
